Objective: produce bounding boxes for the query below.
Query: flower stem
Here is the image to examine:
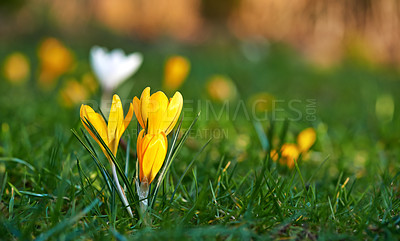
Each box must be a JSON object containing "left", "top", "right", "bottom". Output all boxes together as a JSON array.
[
  {"left": 136, "top": 179, "right": 150, "bottom": 225},
  {"left": 101, "top": 90, "right": 112, "bottom": 116},
  {"left": 111, "top": 163, "right": 133, "bottom": 218}
]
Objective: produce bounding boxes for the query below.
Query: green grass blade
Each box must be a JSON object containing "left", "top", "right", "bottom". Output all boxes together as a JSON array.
[
  {"left": 149, "top": 116, "right": 183, "bottom": 209},
  {"left": 79, "top": 119, "right": 139, "bottom": 213},
  {"left": 150, "top": 112, "right": 200, "bottom": 208},
  {"left": 170, "top": 138, "right": 211, "bottom": 203},
  {"left": 278, "top": 118, "right": 289, "bottom": 148},
  {"left": 252, "top": 119, "right": 269, "bottom": 151},
  {"left": 0, "top": 171, "right": 7, "bottom": 203},
  {"left": 73, "top": 128, "right": 136, "bottom": 218},
  {"left": 0, "top": 157, "right": 35, "bottom": 171},
  {"left": 124, "top": 137, "right": 131, "bottom": 192},
  {"left": 35, "top": 198, "right": 100, "bottom": 241},
  {"left": 8, "top": 185, "right": 14, "bottom": 220}
]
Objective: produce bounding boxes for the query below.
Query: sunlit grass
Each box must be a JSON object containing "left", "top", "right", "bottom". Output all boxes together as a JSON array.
[{"left": 0, "top": 41, "right": 400, "bottom": 240}]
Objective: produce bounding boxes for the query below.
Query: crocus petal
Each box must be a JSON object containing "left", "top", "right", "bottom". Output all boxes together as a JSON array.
[
  {"left": 113, "top": 52, "right": 142, "bottom": 85},
  {"left": 139, "top": 133, "right": 154, "bottom": 182},
  {"left": 148, "top": 91, "right": 168, "bottom": 134},
  {"left": 108, "top": 95, "right": 124, "bottom": 155},
  {"left": 297, "top": 128, "right": 316, "bottom": 152},
  {"left": 80, "top": 104, "right": 108, "bottom": 150},
  {"left": 137, "top": 129, "right": 145, "bottom": 181},
  {"left": 280, "top": 144, "right": 300, "bottom": 169},
  {"left": 108, "top": 50, "right": 142, "bottom": 89},
  {"left": 162, "top": 91, "right": 183, "bottom": 135},
  {"left": 139, "top": 87, "right": 151, "bottom": 129},
  {"left": 133, "top": 96, "right": 145, "bottom": 129},
  {"left": 90, "top": 46, "right": 109, "bottom": 87},
  {"left": 140, "top": 133, "right": 168, "bottom": 184},
  {"left": 134, "top": 88, "right": 183, "bottom": 135},
  {"left": 270, "top": 149, "right": 279, "bottom": 162},
  {"left": 120, "top": 102, "right": 134, "bottom": 137},
  {"left": 148, "top": 133, "right": 167, "bottom": 183}
]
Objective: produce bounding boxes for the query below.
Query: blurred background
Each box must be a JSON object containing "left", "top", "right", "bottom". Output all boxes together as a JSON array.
[
  {"left": 0, "top": 0, "right": 400, "bottom": 177},
  {"left": 2, "top": 0, "right": 400, "bottom": 65}
]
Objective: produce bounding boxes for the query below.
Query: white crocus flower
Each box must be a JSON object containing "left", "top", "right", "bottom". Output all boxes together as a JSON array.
[
  {"left": 90, "top": 46, "right": 143, "bottom": 92},
  {"left": 90, "top": 46, "right": 143, "bottom": 115}
]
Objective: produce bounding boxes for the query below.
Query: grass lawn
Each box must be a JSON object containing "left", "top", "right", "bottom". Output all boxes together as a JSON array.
[{"left": 1, "top": 39, "right": 400, "bottom": 240}]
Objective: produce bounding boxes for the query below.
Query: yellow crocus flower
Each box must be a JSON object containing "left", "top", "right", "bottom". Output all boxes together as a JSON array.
[
  {"left": 297, "top": 127, "right": 316, "bottom": 153},
  {"left": 3, "top": 52, "right": 30, "bottom": 84},
  {"left": 206, "top": 75, "right": 237, "bottom": 102},
  {"left": 38, "top": 38, "right": 74, "bottom": 89},
  {"left": 133, "top": 87, "right": 183, "bottom": 135},
  {"left": 271, "top": 144, "right": 300, "bottom": 169},
  {"left": 60, "top": 79, "right": 88, "bottom": 108},
  {"left": 271, "top": 127, "right": 316, "bottom": 169},
  {"left": 137, "top": 129, "right": 168, "bottom": 184},
  {"left": 80, "top": 94, "right": 133, "bottom": 159},
  {"left": 163, "top": 56, "right": 190, "bottom": 91}
]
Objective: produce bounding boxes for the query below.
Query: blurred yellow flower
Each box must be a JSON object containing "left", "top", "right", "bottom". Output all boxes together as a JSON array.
[
  {"left": 271, "top": 127, "right": 316, "bottom": 169},
  {"left": 248, "top": 92, "right": 276, "bottom": 112},
  {"left": 2, "top": 52, "right": 30, "bottom": 84},
  {"left": 38, "top": 38, "right": 74, "bottom": 89},
  {"left": 59, "top": 79, "right": 88, "bottom": 108},
  {"left": 137, "top": 129, "right": 168, "bottom": 184},
  {"left": 297, "top": 127, "right": 317, "bottom": 152},
  {"left": 133, "top": 87, "right": 183, "bottom": 135},
  {"left": 271, "top": 144, "right": 299, "bottom": 169},
  {"left": 206, "top": 75, "right": 237, "bottom": 102},
  {"left": 81, "top": 73, "right": 99, "bottom": 94},
  {"left": 163, "top": 56, "right": 190, "bottom": 91},
  {"left": 80, "top": 95, "right": 133, "bottom": 159}
]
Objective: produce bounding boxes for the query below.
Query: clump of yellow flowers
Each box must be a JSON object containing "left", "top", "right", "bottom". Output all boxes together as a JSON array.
[
  {"left": 270, "top": 128, "right": 316, "bottom": 169},
  {"left": 79, "top": 87, "right": 183, "bottom": 218}
]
